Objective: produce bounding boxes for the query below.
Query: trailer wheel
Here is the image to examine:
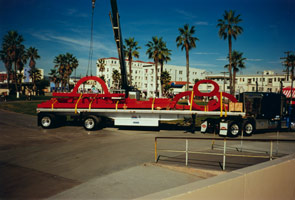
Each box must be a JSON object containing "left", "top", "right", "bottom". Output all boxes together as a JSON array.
[
  {"left": 228, "top": 121, "right": 240, "bottom": 137},
  {"left": 40, "top": 114, "right": 55, "bottom": 129},
  {"left": 83, "top": 115, "right": 101, "bottom": 131},
  {"left": 243, "top": 121, "right": 254, "bottom": 136}
]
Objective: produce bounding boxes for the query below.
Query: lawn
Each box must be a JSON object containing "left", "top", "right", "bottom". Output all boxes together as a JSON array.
[{"left": 0, "top": 100, "right": 43, "bottom": 116}]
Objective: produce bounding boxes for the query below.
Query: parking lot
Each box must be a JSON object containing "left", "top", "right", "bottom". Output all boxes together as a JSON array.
[{"left": 1, "top": 109, "right": 295, "bottom": 199}]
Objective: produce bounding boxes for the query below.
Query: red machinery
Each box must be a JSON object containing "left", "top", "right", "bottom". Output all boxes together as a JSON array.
[{"left": 37, "top": 76, "right": 237, "bottom": 111}]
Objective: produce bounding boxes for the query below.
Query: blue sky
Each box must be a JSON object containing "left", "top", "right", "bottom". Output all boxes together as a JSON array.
[{"left": 0, "top": 0, "right": 294, "bottom": 77}]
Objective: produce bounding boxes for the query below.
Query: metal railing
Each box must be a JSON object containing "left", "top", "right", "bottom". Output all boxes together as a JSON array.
[{"left": 154, "top": 136, "right": 295, "bottom": 170}]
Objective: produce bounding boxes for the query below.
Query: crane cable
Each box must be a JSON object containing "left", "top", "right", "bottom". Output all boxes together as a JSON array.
[{"left": 86, "top": 0, "right": 96, "bottom": 76}]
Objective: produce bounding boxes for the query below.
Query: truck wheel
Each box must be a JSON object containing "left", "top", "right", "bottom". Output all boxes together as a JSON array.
[
  {"left": 243, "top": 121, "right": 254, "bottom": 136},
  {"left": 83, "top": 115, "right": 101, "bottom": 131},
  {"left": 228, "top": 122, "right": 240, "bottom": 137},
  {"left": 40, "top": 114, "right": 55, "bottom": 129}
]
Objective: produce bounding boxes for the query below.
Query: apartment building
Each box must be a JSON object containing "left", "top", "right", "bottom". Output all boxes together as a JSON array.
[
  {"left": 97, "top": 57, "right": 206, "bottom": 98},
  {"left": 207, "top": 70, "right": 290, "bottom": 95}
]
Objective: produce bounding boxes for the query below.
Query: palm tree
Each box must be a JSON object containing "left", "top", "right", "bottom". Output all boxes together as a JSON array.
[
  {"left": 54, "top": 53, "right": 78, "bottom": 91},
  {"left": 112, "top": 69, "right": 121, "bottom": 89},
  {"left": 26, "top": 47, "right": 40, "bottom": 95},
  {"left": 217, "top": 10, "right": 243, "bottom": 95},
  {"left": 283, "top": 53, "right": 295, "bottom": 102},
  {"left": 0, "top": 50, "right": 12, "bottom": 93},
  {"left": 146, "top": 36, "right": 167, "bottom": 97},
  {"left": 176, "top": 24, "right": 199, "bottom": 91},
  {"left": 158, "top": 41, "right": 172, "bottom": 96},
  {"left": 49, "top": 69, "right": 60, "bottom": 92},
  {"left": 26, "top": 47, "right": 40, "bottom": 69},
  {"left": 1, "top": 30, "right": 26, "bottom": 96},
  {"left": 123, "top": 37, "right": 141, "bottom": 86},
  {"left": 224, "top": 50, "right": 246, "bottom": 94},
  {"left": 160, "top": 70, "right": 172, "bottom": 97},
  {"left": 29, "top": 67, "right": 42, "bottom": 95}
]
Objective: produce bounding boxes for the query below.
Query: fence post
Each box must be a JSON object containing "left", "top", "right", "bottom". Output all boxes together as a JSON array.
[
  {"left": 155, "top": 138, "right": 158, "bottom": 162},
  {"left": 240, "top": 129, "right": 244, "bottom": 152},
  {"left": 185, "top": 139, "right": 188, "bottom": 166},
  {"left": 270, "top": 140, "right": 273, "bottom": 161},
  {"left": 223, "top": 138, "right": 226, "bottom": 170}
]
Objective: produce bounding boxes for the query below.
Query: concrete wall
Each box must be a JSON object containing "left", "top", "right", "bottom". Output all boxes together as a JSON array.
[{"left": 138, "top": 154, "right": 295, "bottom": 200}]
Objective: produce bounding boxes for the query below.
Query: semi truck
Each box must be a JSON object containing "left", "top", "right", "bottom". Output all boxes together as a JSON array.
[{"left": 201, "top": 92, "right": 295, "bottom": 137}]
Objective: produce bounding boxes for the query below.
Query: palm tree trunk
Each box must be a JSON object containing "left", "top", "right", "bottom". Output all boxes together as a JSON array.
[
  {"left": 155, "top": 60, "right": 159, "bottom": 97},
  {"left": 233, "top": 70, "right": 236, "bottom": 95},
  {"left": 228, "top": 36, "right": 233, "bottom": 95},
  {"left": 185, "top": 45, "right": 190, "bottom": 91},
  {"left": 13, "top": 62, "right": 19, "bottom": 98},
  {"left": 129, "top": 58, "right": 132, "bottom": 86},
  {"left": 160, "top": 62, "right": 164, "bottom": 97}
]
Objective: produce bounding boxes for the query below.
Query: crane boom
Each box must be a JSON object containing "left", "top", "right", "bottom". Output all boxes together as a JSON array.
[{"left": 109, "top": 0, "right": 129, "bottom": 96}]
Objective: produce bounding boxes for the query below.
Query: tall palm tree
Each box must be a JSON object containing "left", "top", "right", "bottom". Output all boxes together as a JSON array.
[
  {"left": 224, "top": 50, "right": 246, "bottom": 94},
  {"left": 217, "top": 10, "right": 243, "bottom": 95},
  {"left": 176, "top": 24, "right": 199, "bottom": 91},
  {"left": 1, "top": 30, "right": 26, "bottom": 96},
  {"left": 158, "top": 41, "right": 171, "bottom": 96},
  {"left": 146, "top": 36, "right": 166, "bottom": 97},
  {"left": 124, "top": 37, "right": 141, "bottom": 86},
  {"left": 283, "top": 53, "right": 295, "bottom": 103},
  {"left": 26, "top": 47, "right": 40, "bottom": 95},
  {"left": 26, "top": 47, "right": 40, "bottom": 69}
]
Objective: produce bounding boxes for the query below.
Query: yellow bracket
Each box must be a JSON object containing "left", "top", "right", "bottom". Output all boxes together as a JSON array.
[
  {"left": 190, "top": 91, "right": 194, "bottom": 111},
  {"left": 115, "top": 100, "right": 119, "bottom": 110},
  {"left": 152, "top": 98, "right": 155, "bottom": 110},
  {"left": 75, "top": 93, "right": 83, "bottom": 114},
  {"left": 89, "top": 94, "right": 97, "bottom": 111},
  {"left": 51, "top": 99, "right": 57, "bottom": 111},
  {"left": 224, "top": 104, "right": 227, "bottom": 117},
  {"left": 220, "top": 92, "right": 223, "bottom": 117}
]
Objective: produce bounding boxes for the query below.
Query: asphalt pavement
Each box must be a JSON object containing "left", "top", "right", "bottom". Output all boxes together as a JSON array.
[{"left": 1, "top": 109, "right": 295, "bottom": 199}]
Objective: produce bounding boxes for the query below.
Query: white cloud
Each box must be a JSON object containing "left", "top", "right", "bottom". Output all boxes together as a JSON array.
[
  {"left": 193, "top": 52, "right": 219, "bottom": 55},
  {"left": 216, "top": 58, "right": 227, "bottom": 61},
  {"left": 194, "top": 21, "right": 209, "bottom": 26},
  {"left": 175, "top": 9, "right": 196, "bottom": 19},
  {"left": 247, "top": 58, "right": 263, "bottom": 62}
]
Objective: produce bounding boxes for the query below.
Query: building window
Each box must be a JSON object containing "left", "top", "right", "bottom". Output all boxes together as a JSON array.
[
  {"left": 268, "top": 79, "right": 272, "bottom": 84},
  {"left": 179, "top": 71, "right": 183, "bottom": 75},
  {"left": 248, "top": 79, "right": 251, "bottom": 84}
]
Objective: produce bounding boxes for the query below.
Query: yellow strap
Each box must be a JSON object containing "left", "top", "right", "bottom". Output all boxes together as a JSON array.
[
  {"left": 89, "top": 94, "right": 97, "bottom": 111},
  {"left": 220, "top": 92, "right": 223, "bottom": 117},
  {"left": 115, "top": 100, "right": 119, "bottom": 110},
  {"left": 190, "top": 91, "right": 194, "bottom": 111},
  {"left": 51, "top": 99, "right": 57, "bottom": 111},
  {"left": 152, "top": 98, "right": 155, "bottom": 110},
  {"left": 224, "top": 104, "right": 227, "bottom": 117},
  {"left": 75, "top": 93, "right": 83, "bottom": 114}
]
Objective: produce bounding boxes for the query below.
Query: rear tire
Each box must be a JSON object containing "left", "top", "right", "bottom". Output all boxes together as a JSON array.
[
  {"left": 83, "top": 115, "right": 101, "bottom": 131},
  {"left": 40, "top": 114, "right": 55, "bottom": 129},
  {"left": 243, "top": 121, "right": 254, "bottom": 136},
  {"left": 228, "top": 121, "right": 240, "bottom": 137}
]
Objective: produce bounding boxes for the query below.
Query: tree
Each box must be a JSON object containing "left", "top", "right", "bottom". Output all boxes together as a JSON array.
[
  {"left": 1, "top": 30, "right": 27, "bottom": 96},
  {"left": 0, "top": 49, "right": 12, "bottom": 93},
  {"left": 49, "top": 69, "right": 60, "bottom": 92},
  {"left": 146, "top": 36, "right": 167, "bottom": 97},
  {"left": 282, "top": 53, "right": 295, "bottom": 98},
  {"left": 112, "top": 69, "right": 121, "bottom": 89},
  {"left": 217, "top": 10, "right": 243, "bottom": 95},
  {"left": 97, "top": 58, "right": 106, "bottom": 74},
  {"left": 53, "top": 53, "right": 78, "bottom": 91},
  {"left": 176, "top": 24, "right": 199, "bottom": 91},
  {"left": 26, "top": 47, "right": 40, "bottom": 95},
  {"left": 123, "top": 37, "right": 141, "bottom": 86},
  {"left": 29, "top": 67, "right": 42, "bottom": 95},
  {"left": 224, "top": 50, "right": 246, "bottom": 94},
  {"left": 160, "top": 70, "right": 172, "bottom": 97},
  {"left": 158, "top": 41, "right": 172, "bottom": 96}
]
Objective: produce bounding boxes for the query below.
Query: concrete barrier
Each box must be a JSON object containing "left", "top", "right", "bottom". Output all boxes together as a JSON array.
[{"left": 138, "top": 154, "right": 295, "bottom": 200}]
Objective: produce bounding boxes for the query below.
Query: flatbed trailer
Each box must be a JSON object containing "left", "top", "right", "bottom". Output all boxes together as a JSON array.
[{"left": 37, "top": 107, "right": 245, "bottom": 130}]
